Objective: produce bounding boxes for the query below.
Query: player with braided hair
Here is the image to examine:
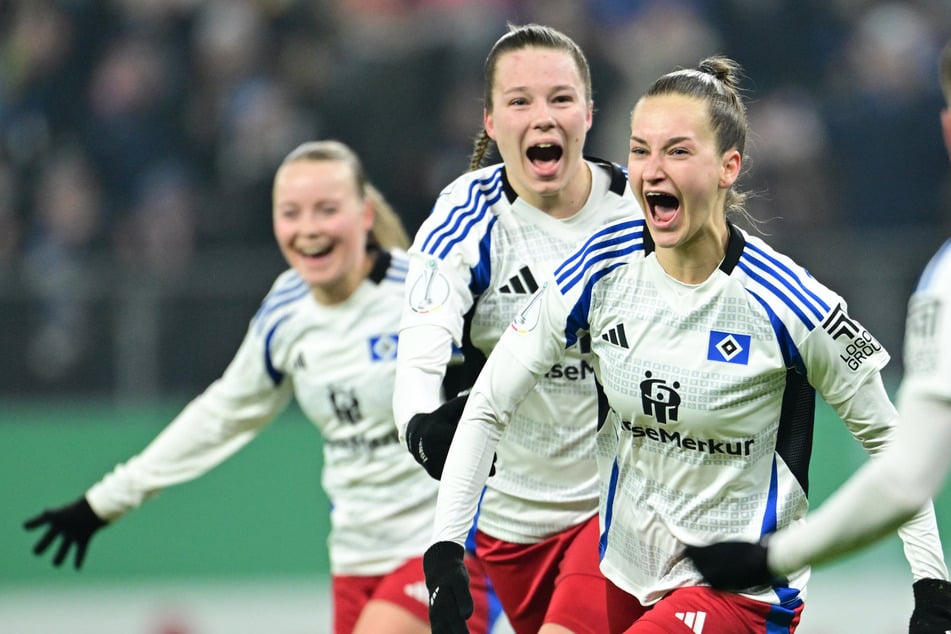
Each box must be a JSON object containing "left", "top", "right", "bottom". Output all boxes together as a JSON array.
[
  {"left": 394, "top": 22, "right": 642, "bottom": 634},
  {"left": 424, "top": 55, "right": 949, "bottom": 633}
]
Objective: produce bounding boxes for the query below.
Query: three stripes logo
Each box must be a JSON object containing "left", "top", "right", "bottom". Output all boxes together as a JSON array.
[
  {"left": 500, "top": 266, "right": 539, "bottom": 294},
  {"left": 674, "top": 611, "right": 706, "bottom": 633},
  {"left": 601, "top": 323, "right": 629, "bottom": 349}
]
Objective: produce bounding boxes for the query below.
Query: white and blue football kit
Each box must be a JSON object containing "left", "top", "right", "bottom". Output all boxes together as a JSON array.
[
  {"left": 395, "top": 158, "right": 642, "bottom": 544},
  {"left": 87, "top": 250, "right": 439, "bottom": 576},
  {"left": 433, "top": 220, "right": 947, "bottom": 610},
  {"left": 901, "top": 237, "right": 951, "bottom": 410},
  {"left": 766, "top": 238, "right": 951, "bottom": 578}
]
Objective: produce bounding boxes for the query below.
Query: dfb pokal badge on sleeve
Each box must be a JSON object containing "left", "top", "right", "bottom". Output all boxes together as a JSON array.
[
  {"left": 510, "top": 283, "right": 547, "bottom": 334},
  {"left": 409, "top": 258, "right": 450, "bottom": 314}
]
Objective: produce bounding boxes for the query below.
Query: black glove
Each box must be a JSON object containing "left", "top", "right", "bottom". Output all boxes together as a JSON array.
[
  {"left": 424, "top": 541, "right": 472, "bottom": 634},
  {"left": 910, "top": 578, "right": 951, "bottom": 633},
  {"left": 684, "top": 540, "right": 784, "bottom": 591},
  {"left": 23, "top": 496, "right": 107, "bottom": 569},
  {"left": 406, "top": 394, "right": 496, "bottom": 480}
]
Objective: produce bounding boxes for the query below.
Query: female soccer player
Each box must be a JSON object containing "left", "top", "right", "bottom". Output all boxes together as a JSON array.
[
  {"left": 422, "top": 57, "right": 949, "bottom": 633},
  {"left": 394, "top": 23, "right": 641, "bottom": 634},
  {"left": 23, "top": 140, "right": 494, "bottom": 634},
  {"left": 686, "top": 41, "right": 951, "bottom": 633}
]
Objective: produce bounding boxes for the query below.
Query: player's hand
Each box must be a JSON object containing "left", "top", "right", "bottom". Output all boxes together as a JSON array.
[
  {"left": 909, "top": 578, "right": 951, "bottom": 634},
  {"left": 406, "top": 394, "right": 496, "bottom": 480},
  {"left": 684, "top": 540, "right": 784, "bottom": 591},
  {"left": 424, "top": 541, "right": 472, "bottom": 634},
  {"left": 23, "top": 496, "right": 107, "bottom": 569}
]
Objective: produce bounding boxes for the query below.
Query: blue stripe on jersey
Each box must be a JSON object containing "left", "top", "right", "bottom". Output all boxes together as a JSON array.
[
  {"left": 564, "top": 262, "right": 626, "bottom": 347},
  {"left": 745, "top": 242, "right": 829, "bottom": 315},
  {"left": 264, "top": 314, "right": 291, "bottom": 385},
  {"left": 599, "top": 457, "right": 620, "bottom": 561},
  {"left": 738, "top": 244, "right": 829, "bottom": 327},
  {"left": 554, "top": 219, "right": 645, "bottom": 294},
  {"left": 760, "top": 456, "right": 780, "bottom": 536},
  {"left": 252, "top": 273, "right": 309, "bottom": 335},
  {"left": 470, "top": 220, "right": 495, "bottom": 295},
  {"left": 917, "top": 238, "right": 951, "bottom": 291},
  {"left": 420, "top": 170, "right": 504, "bottom": 260},
  {"left": 760, "top": 457, "right": 807, "bottom": 631},
  {"left": 747, "top": 290, "right": 805, "bottom": 373},
  {"left": 387, "top": 252, "right": 409, "bottom": 283}
]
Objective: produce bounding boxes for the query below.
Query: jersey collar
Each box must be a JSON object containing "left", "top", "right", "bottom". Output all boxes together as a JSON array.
[{"left": 641, "top": 221, "right": 746, "bottom": 275}]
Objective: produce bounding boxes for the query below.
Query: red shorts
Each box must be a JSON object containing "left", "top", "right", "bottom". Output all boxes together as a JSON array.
[
  {"left": 332, "top": 554, "right": 492, "bottom": 634},
  {"left": 475, "top": 515, "right": 610, "bottom": 634},
  {"left": 606, "top": 580, "right": 804, "bottom": 634}
]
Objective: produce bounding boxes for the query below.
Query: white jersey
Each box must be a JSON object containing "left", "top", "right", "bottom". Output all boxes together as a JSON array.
[
  {"left": 900, "top": 238, "right": 951, "bottom": 404},
  {"left": 766, "top": 239, "right": 951, "bottom": 578},
  {"left": 441, "top": 220, "right": 946, "bottom": 605},
  {"left": 87, "top": 250, "right": 439, "bottom": 576},
  {"left": 395, "top": 159, "right": 642, "bottom": 543}
]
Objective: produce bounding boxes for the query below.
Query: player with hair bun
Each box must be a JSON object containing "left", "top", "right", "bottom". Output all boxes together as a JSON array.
[
  {"left": 423, "top": 55, "right": 949, "bottom": 633},
  {"left": 686, "top": 41, "right": 951, "bottom": 633}
]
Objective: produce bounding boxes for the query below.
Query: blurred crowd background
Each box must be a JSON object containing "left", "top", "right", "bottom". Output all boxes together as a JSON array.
[{"left": 1, "top": 0, "right": 950, "bottom": 399}]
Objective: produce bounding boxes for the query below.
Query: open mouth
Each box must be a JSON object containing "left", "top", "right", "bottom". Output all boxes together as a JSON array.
[
  {"left": 645, "top": 192, "right": 680, "bottom": 224},
  {"left": 526, "top": 143, "right": 563, "bottom": 171},
  {"left": 298, "top": 243, "right": 333, "bottom": 258}
]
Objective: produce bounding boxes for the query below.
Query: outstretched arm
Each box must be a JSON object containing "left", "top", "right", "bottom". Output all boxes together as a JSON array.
[
  {"left": 768, "top": 394, "right": 951, "bottom": 575},
  {"left": 23, "top": 327, "right": 293, "bottom": 569},
  {"left": 425, "top": 343, "right": 543, "bottom": 632}
]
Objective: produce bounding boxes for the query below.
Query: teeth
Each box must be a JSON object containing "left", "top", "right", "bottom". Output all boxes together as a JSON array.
[{"left": 537, "top": 143, "right": 553, "bottom": 148}]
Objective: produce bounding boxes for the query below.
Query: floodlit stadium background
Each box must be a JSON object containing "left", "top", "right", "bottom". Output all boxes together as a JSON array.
[{"left": 1, "top": 1, "right": 950, "bottom": 632}]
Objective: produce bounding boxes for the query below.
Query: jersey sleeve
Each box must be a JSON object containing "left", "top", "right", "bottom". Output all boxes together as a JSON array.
[
  {"left": 768, "top": 393, "right": 951, "bottom": 580},
  {"left": 801, "top": 307, "right": 949, "bottom": 581},
  {"left": 86, "top": 304, "right": 295, "bottom": 520},
  {"left": 900, "top": 239, "right": 951, "bottom": 403},
  {"left": 432, "top": 281, "right": 575, "bottom": 546},
  {"left": 394, "top": 170, "right": 501, "bottom": 430}
]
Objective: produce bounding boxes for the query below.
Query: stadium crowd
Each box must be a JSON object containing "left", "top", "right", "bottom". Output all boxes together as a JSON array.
[{"left": 0, "top": 0, "right": 949, "bottom": 392}]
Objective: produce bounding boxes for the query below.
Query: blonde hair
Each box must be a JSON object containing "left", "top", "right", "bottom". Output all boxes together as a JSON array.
[{"left": 278, "top": 140, "right": 410, "bottom": 250}]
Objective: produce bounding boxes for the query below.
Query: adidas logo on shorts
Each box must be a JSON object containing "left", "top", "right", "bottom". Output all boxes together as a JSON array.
[
  {"left": 404, "top": 581, "right": 429, "bottom": 606},
  {"left": 675, "top": 611, "right": 706, "bottom": 633}
]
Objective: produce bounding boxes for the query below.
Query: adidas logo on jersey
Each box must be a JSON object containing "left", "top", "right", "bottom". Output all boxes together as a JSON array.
[
  {"left": 675, "top": 611, "right": 706, "bottom": 633},
  {"left": 601, "top": 323, "right": 629, "bottom": 349},
  {"left": 499, "top": 266, "right": 539, "bottom": 294}
]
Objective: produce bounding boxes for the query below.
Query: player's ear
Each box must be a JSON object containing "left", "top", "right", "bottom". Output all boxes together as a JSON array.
[
  {"left": 484, "top": 108, "right": 496, "bottom": 141},
  {"left": 362, "top": 194, "right": 375, "bottom": 233},
  {"left": 719, "top": 149, "right": 741, "bottom": 189}
]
